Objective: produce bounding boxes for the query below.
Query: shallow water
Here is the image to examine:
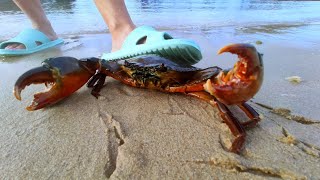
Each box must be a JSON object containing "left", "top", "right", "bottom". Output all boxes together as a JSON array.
[{"left": 0, "top": 0, "right": 320, "bottom": 46}]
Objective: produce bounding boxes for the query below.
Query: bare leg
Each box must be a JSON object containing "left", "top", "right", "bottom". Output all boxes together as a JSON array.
[
  {"left": 10, "top": 0, "right": 136, "bottom": 52},
  {"left": 94, "top": 0, "right": 136, "bottom": 52},
  {"left": 6, "top": 0, "right": 58, "bottom": 50}
]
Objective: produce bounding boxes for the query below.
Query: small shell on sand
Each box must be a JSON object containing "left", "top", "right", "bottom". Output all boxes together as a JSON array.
[{"left": 285, "top": 76, "right": 302, "bottom": 84}]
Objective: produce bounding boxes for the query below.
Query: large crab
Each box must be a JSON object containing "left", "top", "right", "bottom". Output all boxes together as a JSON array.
[{"left": 14, "top": 43, "right": 263, "bottom": 153}]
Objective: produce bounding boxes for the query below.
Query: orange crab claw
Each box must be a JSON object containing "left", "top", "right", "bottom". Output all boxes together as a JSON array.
[
  {"left": 14, "top": 57, "right": 100, "bottom": 111},
  {"left": 204, "top": 43, "right": 264, "bottom": 105}
]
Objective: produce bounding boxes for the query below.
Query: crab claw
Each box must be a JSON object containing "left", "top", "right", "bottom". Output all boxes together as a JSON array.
[
  {"left": 14, "top": 57, "right": 100, "bottom": 111},
  {"left": 204, "top": 43, "right": 264, "bottom": 105}
]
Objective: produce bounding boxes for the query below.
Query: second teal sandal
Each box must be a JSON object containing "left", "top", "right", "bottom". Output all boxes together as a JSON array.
[
  {"left": 0, "top": 29, "right": 64, "bottom": 56},
  {"left": 101, "top": 26, "right": 202, "bottom": 65}
]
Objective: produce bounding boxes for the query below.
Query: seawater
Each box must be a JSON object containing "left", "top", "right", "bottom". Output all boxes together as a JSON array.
[{"left": 0, "top": 0, "right": 320, "bottom": 45}]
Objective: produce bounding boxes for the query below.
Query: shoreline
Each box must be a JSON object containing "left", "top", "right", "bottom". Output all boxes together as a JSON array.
[{"left": 2, "top": 23, "right": 320, "bottom": 50}]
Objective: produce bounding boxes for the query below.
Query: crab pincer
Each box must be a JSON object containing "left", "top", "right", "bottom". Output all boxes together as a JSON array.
[
  {"left": 204, "top": 43, "right": 264, "bottom": 104},
  {"left": 14, "top": 57, "right": 99, "bottom": 110}
]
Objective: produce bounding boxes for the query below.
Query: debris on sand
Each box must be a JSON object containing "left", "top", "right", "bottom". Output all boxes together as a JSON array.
[{"left": 285, "top": 76, "right": 302, "bottom": 84}]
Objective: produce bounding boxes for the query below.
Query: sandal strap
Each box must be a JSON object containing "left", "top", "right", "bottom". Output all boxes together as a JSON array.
[
  {"left": 122, "top": 26, "right": 172, "bottom": 49},
  {"left": 0, "top": 29, "right": 51, "bottom": 50}
]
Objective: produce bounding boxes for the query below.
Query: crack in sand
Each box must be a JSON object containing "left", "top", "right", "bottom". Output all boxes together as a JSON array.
[
  {"left": 170, "top": 96, "right": 219, "bottom": 129},
  {"left": 279, "top": 127, "right": 320, "bottom": 158},
  {"left": 15, "top": 115, "right": 51, "bottom": 138},
  {"left": 99, "top": 111, "right": 125, "bottom": 178},
  {"left": 188, "top": 158, "right": 306, "bottom": 179},
  {"left": 253, "top": 102, "right": 320, "bottom": 125},
  {"left": 116, "top": 83, "right": 145, "bottom": 97},
  {"left": 272, "top": 108, "right": 320, "bottom": 125},
  {"left": 250, "top": 103, "right": 320, "bottom": 159},
  {"left": 162, "top": 96, "right": 186, "bottom": 115}
]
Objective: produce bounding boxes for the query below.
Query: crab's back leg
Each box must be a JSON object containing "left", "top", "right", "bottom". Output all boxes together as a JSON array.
[
  {"left": 187, "top": 91, "right": 246, "bottom": 153},
  {"left": 237, "top": 103, "right": 261, "bottom": 128}
]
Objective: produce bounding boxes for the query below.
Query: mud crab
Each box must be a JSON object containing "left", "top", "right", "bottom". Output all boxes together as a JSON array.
[{"left": 14, "top": 43, "right": 263, "bottom": 153}]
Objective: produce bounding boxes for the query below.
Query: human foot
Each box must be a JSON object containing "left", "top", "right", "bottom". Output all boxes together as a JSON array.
[
  {"left": 110, "top": 25, "right": 136, "bottom": 52},
  {"left": 101, "top": 26, "right": 202, "bottom": 65}
]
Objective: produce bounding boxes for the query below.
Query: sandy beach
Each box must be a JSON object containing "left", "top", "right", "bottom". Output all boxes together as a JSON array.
[{"left": 0, "top": 31, "right": 320, "bottom": 179}]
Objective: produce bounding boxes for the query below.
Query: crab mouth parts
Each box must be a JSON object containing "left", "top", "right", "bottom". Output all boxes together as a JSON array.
[{"left": 27, "top": 81, "right": 57, "bottom": 111}]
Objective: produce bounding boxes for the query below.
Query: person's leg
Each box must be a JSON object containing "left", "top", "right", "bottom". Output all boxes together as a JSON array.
[
  {"left": 6, "top": 0, "right": 58, "bottom": 50},
  {"left": 93, "top": 0, "right": 136, "bottom": 52}
]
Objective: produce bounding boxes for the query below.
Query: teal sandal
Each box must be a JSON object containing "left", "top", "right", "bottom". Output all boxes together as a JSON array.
[
  {"left": 0, "top": 29, "right": 64, "bottom": 56},
  {"left": 101, "top": 26, "right": 202, "bottom": 65}
]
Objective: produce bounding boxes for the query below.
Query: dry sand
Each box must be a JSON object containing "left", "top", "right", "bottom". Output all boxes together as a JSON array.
[{"left": 0, "top": 32, "right": 320, "bottom": 179}]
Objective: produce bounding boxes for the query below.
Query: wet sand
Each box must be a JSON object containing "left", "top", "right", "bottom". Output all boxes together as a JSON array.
[{"left": 0, "top": 32, "right": 320, "bottom": 179}]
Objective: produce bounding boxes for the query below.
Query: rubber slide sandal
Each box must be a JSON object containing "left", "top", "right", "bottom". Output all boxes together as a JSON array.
[
  {"left": 101, "top": 26, "right": 202, "bottom": 65},
  {"left": 0, "top": 29, "right": 63, "bottom": 56}
]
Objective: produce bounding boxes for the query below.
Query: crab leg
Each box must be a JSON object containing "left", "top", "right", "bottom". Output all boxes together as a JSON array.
[
  {"left": 188, "top": 92, "right": 246, "bottom": 153},
  {"left": 87, "top": 73, "right": 107, "bottom": 98},
  {"left": 237, "top": 103, "right": 261, "bottom": 127}
]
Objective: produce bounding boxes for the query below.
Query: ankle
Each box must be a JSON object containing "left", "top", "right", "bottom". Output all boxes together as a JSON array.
[
  {"left": 109, "top": 23, "right": 135, "bottom": 37},
  {"left": 32, "top": 20, "right": 58, "bottom": 41},
  {"left": 110, "top": 24, "right": 136, "bottom": 52}
]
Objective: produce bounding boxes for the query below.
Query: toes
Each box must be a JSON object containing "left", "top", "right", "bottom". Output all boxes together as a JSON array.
[
  {"left": 4, "top": 44, "right": 15, "bottom": 50},
  {"left": 4, "top": 43, "right": 26, "bottom": 50},
  {"left": 16, "top": 44, "right": 26, "bottom": 49}
]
